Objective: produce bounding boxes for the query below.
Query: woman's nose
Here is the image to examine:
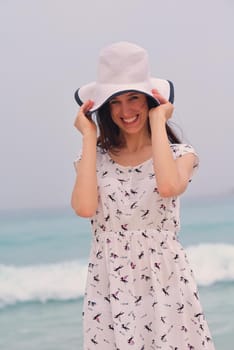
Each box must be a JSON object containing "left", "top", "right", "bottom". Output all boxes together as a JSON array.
[{"left": 121, "top": 103, "right": 133, "bottom": 117}]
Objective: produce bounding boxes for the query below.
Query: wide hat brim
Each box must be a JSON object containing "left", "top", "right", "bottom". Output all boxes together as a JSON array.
[{"left": 74, "top": 78, "right": 174, "bottom": 113}]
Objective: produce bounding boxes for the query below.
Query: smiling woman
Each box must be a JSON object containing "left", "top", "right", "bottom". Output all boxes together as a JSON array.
[
  {"left": 110, "top": 93, "right": 145, "bottom": 127},
  {"left": 71, "top": 41, "right": 215, "bottom": 350},
  {"left": 96, "top": 93, "right": 180, "bottom": 152},
  {"left": 98, "top": 92, "right": 150, "bottom": 150}
]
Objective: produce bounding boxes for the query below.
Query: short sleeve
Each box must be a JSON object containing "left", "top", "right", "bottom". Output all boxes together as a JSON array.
[
  {"left": 73, "top": 150, "right": 82, "bottom": 173},
  {"left": 73, "top": 146, "right": 102, "bottom": 174},
  {"left": 170, "top": 143, "right": 199, "bottom": 180}
]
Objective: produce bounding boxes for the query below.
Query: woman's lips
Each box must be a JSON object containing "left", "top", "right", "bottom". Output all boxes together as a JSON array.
[{"left": 122, "top": 114, "right": 140, "bottom": 124}]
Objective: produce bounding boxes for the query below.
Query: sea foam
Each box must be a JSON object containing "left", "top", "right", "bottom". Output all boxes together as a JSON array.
[
  {"left": 0, "top": 243, "right": 234, "bottom": 307},
  {"left": 186, "top": 243, "right": 234, "bottom": 286},
  {"left": 0, "top": 260, "right": 88, "bottom": 307}
]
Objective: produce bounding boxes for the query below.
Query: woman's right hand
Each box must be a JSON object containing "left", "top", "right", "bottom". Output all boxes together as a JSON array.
[{"left": 74, "top": 100, "right": 97, "bottom": 136}]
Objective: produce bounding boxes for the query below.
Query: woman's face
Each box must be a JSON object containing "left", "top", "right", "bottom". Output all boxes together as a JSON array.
[{"left": 109, "top": 92, "right": 149, "bottom": 135}]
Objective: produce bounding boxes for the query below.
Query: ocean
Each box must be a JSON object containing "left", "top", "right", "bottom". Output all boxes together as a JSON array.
[{"left": 0, "top": 195, "right": 233, "bottom": 349}]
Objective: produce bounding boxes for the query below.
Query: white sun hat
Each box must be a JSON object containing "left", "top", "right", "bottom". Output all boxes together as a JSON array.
[{"left": 74, "top": 41, "right": 174, "bottom": 112}]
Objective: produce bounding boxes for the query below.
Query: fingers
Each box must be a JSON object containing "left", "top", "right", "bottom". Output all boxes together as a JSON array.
[
  {"left": 74, "top": 99, "right": 97, "bottom": 135},
  {"left": 151, "top": 89, "right": 168, "bottom": 104},
  {"left": 80, "top": 99, "right": 94, "bottom": 115},
  {"left": 75, "top": 99, "right": 94, "bottom": 125},
  {"left": 149, "top": 89, "right": 174, "bottom": 122}
]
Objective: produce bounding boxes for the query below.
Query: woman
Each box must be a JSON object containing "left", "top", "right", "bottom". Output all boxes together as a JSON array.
[{"left": 71, "top": 42, "right": 215, "bottom": 349}]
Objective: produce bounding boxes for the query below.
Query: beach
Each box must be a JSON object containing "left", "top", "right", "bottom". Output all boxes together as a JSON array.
[{"left": 0, "top": 195, "right": 233, "bottom": 349}]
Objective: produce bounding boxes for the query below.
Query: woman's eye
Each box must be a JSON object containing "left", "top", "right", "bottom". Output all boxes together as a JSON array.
[
  {"left": 130, "top": 95, "right": 139, "bottom": 101},
  {"left": 109, "top": 100, "right": 119, "bottom": 105}
]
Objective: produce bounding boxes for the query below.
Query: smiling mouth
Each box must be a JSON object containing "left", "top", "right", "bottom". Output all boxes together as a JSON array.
[{"left": 122, "top": 114, "right": 140, "bottom": 124}]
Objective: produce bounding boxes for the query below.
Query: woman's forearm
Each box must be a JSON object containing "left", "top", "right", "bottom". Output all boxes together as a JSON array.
[
  {"left": 71, "top": 133, "right": 98, "bottom": 217},
  {"left": 150, "top": 112, "right": 180, "bottom": 197}
]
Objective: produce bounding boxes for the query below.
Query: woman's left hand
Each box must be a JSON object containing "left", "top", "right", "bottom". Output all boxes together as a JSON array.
[{"left": 149, "top": 89, "right": 174, "bottom": 122}]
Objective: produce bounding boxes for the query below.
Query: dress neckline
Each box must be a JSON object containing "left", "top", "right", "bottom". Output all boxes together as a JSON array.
[{"left": 106, "top": 152, "right": 152, "bottom": 170}]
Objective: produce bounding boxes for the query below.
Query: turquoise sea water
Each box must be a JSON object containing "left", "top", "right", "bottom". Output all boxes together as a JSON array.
[{"left": 0, "top": 195, "right": 233, "bottom": 349}]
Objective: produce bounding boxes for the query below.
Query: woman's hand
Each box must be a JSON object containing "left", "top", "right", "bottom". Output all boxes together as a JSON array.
[
  {"left": 74, "top": 100, "right": 97, "bottom": 136},
  {"left": 149, "top": 89, "right": 174, "bottom": 123}
]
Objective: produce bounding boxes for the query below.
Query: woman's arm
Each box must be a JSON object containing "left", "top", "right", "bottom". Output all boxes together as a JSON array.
[
  {"left": 149, "top": 90, "right": 196, "bottom": 198},
  {"left": 71, "top": 100, "right": 98, "bottom": 217}
]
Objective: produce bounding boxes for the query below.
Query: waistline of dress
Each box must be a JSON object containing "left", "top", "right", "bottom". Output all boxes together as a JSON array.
[{"left": 93, "top": 229, "right": 178, "bottom": 243}]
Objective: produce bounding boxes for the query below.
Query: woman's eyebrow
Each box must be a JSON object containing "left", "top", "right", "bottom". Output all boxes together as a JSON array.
[
  {"left": 109, "top": 92, "right": 140, "bottom": 102},
  {"left": 127, "top": 92, "right": 140, "bottom": 96}
]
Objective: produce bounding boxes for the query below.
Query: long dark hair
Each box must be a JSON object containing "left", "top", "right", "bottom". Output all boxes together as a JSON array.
[{"left": 96, "top": 95, "right": 181, "bottom": 151}]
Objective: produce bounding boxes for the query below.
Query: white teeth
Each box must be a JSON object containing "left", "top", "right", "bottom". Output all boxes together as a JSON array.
[{"left": 123, "top": 116, "right": 138, "bottom": 123}]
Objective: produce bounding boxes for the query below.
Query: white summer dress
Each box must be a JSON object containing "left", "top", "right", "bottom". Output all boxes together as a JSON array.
[{"left": 75, "top": 143, "right": 215, "bottom": 350}]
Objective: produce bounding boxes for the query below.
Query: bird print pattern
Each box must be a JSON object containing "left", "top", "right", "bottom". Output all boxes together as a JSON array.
[{"left": 74, "top": 144, "right": 215, "bottom": 350}]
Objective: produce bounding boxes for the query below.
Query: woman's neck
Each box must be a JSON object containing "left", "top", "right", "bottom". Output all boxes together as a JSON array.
[{"left": 121, "top": 130, "right": 151, "bottom": 153}]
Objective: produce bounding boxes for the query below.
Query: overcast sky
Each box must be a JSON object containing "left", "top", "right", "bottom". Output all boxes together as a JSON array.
[{"left": 0, "top": 0, "right": 233, "bottom": 210}]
